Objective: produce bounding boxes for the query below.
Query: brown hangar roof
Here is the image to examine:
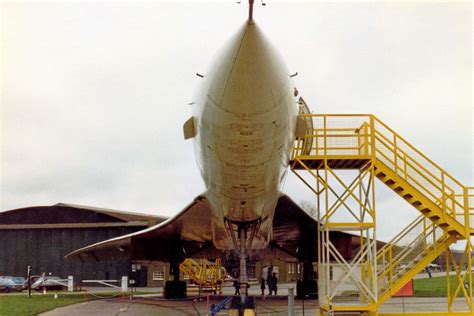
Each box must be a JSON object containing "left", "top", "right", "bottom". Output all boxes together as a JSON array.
[{"left": 0, "top": 203, "right": 167, "bottom": 229}]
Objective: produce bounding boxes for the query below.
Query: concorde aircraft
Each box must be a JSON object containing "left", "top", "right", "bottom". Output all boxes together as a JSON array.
[{"left": 66, "top": 1, "right": 338, "bottom": 301}]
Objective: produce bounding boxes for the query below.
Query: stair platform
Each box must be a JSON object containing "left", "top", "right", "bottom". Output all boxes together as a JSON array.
[{"left": 291, "top": 157, "right": 371, "bottom": 170}]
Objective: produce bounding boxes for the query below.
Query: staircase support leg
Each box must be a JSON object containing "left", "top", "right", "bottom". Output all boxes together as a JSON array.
[
  {"left": 446, "top": 240, "right": 473, "bottom": 314},
  {"left": 293, "top": 158, "right": 378, "bottom": 314}
]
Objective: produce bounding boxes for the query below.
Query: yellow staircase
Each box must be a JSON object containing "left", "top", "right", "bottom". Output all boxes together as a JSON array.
[
  {"left": 290, "top": 114, "right": 473, "bottom": 314},
  {"left": 179, "top": 258, "right": 224, "bottom": 290}
]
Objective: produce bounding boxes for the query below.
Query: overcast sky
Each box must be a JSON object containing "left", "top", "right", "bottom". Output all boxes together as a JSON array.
[{"left": 1, "top": 1, "right": 472, "bottom": 243}]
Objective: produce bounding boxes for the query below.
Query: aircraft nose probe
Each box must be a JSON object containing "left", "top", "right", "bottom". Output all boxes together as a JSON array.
[{"left": 238, "top": 0, "right": 266, "bottom": 20}]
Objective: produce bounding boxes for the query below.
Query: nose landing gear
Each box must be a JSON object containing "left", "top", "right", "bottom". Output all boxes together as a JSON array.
[{"left": 225, "top": 218, "right": 261, "bottom": 313}]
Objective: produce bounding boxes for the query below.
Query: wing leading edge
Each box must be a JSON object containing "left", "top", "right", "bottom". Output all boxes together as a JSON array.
[
  {"left": 65, "top": 194, "right": 339, "bottom": 263},
  {"left": 65, "top": 195, "right": 213, "bottom": 262}
]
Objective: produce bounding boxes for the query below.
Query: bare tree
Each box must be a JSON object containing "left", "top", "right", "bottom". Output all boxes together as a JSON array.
[{"left": 300, "top": 200, "right": 317, "bottom": 219}]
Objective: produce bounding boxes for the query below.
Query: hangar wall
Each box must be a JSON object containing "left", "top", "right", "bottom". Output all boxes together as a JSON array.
[
  {"left": 0, "top": 228, "right": 137, "bottom": 283},
  {"left": 0, "top": 203, "right": 165, "bottom": 286}
]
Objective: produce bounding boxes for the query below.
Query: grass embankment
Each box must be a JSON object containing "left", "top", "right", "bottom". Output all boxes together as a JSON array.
[
  {"left": 0, "top": 293, "right": 93, "bottom": 316},
  {"left": 413, "top": 275, "right": 470, "bottom": 297},
  {"left": 0, "top": 291, "right": 132, "bottom": 316}
]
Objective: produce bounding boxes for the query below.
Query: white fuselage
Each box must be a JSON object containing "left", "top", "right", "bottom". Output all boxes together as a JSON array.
[{"left": 193, "top": 21, "right": 298, "bottom": 250}]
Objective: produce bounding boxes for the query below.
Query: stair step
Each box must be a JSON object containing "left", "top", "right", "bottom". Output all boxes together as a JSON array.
[
  {"left": 414, "top": 204, "right": 426, "bottom": 211},
  {"left": 377, "top": 175, "right": 464, "bottom": 234},
  {"left": 406, "top": 197, "right": 418, "bottom": 203}
]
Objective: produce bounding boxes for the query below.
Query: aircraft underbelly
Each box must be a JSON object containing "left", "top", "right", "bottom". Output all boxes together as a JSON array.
[
  {"left": 192, "top": 21, "right": 298, "bottom": 249},
  {"left": 196, "top": 90, "right": 296, "bottom": 249},
  {"left": 204, "top": 98, "right": 292, "bottom": 221}
]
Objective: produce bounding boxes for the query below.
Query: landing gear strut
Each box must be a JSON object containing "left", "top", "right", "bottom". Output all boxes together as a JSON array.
[
  {"left": 297, "top": 260, "right": 318, "bottom": 299},
  {"left": 238, "top": 226, "right": 248, "bottom": 298},
  {"left": 225, "top": 218, "right": 261, "bottom": 304},
  {"left": 164, "top": 247, "right": 186, "bottom": 299}
]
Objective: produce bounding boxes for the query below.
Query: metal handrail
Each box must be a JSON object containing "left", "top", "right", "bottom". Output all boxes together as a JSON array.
[
  {"left": 376, "top": 215, "right": 425, "bottom": 259},
  {"left": 376, "top": 218, "right": 446, "bottom": 295},
  {"left": 373, "top": 116, "right": 465, "bottom": 190}
]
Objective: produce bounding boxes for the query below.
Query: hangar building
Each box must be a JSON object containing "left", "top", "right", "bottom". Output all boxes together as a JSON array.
[{"left": 0, "top": 203, "right": 165, "bottom": 286}]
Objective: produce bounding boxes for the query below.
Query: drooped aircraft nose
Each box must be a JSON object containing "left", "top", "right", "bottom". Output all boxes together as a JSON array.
[{"left": 205, "top": 21, "right": 293, "bottom": 115}]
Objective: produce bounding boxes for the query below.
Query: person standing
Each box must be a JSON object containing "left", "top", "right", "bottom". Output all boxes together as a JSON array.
[
  {"left": 271, "top": 273, "right": 278, "bottom": 295},
  {"left": 267, "top": 267, "right": 273, "bottom": 294},
  {"left": 268, "top": 274, "right": 274, "bottom": 295},
  {"left": 426, "top": 266, "right": 432, "bottom": 278},
  {"left": 268, "top": 273, "right": 278, "bottom": 295},
  {"left": 260, "top": 277, "right": 266, "bottom": 295},
  {"left": 233, "top": 279, "right": 240, "bottom": 295}
]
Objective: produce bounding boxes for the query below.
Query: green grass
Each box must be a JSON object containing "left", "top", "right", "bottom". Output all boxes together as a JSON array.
[
  {"left": 0, "top": 292, "right": 95, "bottom": 316},
  {"left": 0, "top": 291, "right": 155, "bottom": 316},
  {"left": 413, "top": 275, "right": 470, "bottom": 297}
]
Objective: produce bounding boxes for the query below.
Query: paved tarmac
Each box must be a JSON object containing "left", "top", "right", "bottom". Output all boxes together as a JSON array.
[
  {"left": 39, "top": 282, "right": 473, "bottom": 316},
  {"left": 40, "top": 296, "right": 317, "bottom": 316},
  {"left": 39, "top": 295, "right": 473, "bottom": 316}
]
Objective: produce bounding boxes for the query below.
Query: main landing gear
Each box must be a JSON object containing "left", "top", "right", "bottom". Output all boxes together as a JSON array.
[
  {"left": 225, "top": 217, "right": 260, "bottom": 314},
  {"left": 164, "top": 254, "right": 186, "bottom": 299}
]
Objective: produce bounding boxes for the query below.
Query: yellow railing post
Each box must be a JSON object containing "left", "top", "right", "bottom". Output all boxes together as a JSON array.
[
  {"left": 468, "top": 240, "right": 473, "bottom": 311},
  {"left": 369, "top": 115, "right": 375, "bottom": 161},
  {"left": 470, "top": 187, "right": 474, "bottom": 234},
  {"left": 364, "top": 123, "right": 369, "bottom": 155},
  {"left": 393, "top": 134, "right": 398, "bottom": 180},
  {"left": 357, "top": 125, "right": 361, "bottom": 155},
  {"left": 324, "top": 159, "right": 329, "bottom": 224},
  {"left": 441, "top": 173, "right": 446, "bottom": 222},
  {"left": 423, "top": 218, "right": 427, "bottom": 253},
  {"left": 315, "top": 128, "right": 319, "bottom": 155},
  {"left": 403, "top": 152, "right": 407, "bottom": 180},
  {"left": 388, "top": 246, "right": 393, "bottom": 291},
  {"left": 464, "top": 186, "right": 470, "bottom": 237},
  {"left": 323, "top": 115, "right": 327, "bottom": 156}
]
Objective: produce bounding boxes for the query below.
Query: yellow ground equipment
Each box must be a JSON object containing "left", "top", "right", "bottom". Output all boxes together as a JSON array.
[
  {"left": 179, "top": 258, "right": 225, "bottom": 293},
  {"left": 290, "top": 114, "right": 473, "bottom": 316}
]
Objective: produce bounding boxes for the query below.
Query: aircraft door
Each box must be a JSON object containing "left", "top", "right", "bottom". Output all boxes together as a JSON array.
[{"left": 297, "top": 97, "right": 313, "bottom": 155}]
